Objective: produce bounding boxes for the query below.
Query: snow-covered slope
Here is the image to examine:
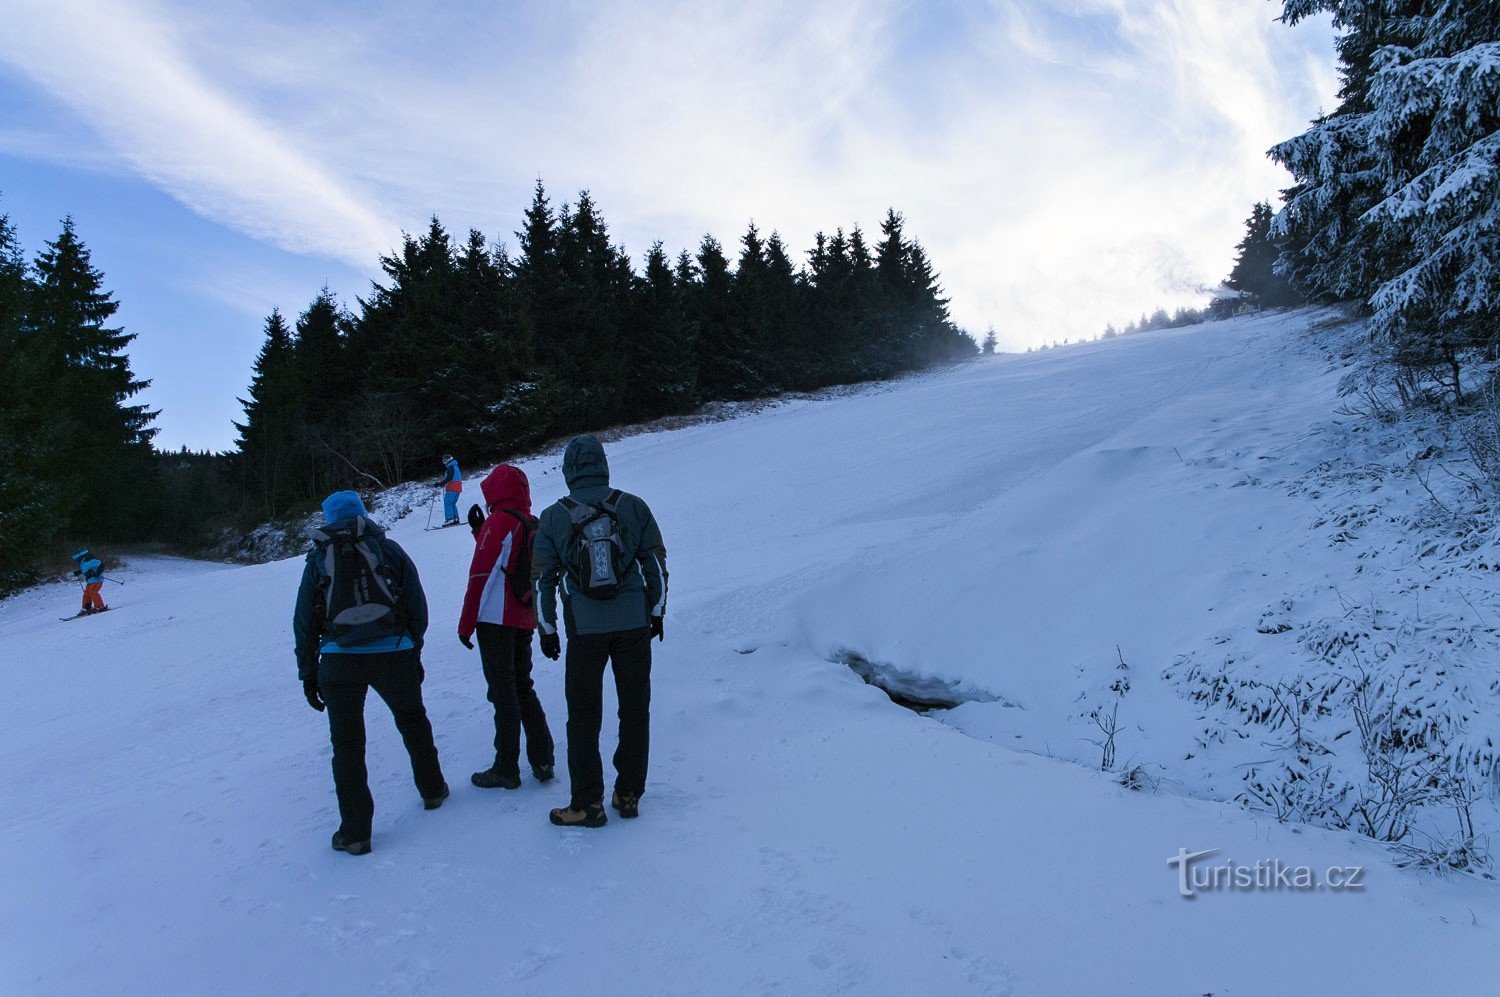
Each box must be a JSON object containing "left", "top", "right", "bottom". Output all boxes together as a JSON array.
[{"left": 3, "top": 310, "right": 1497, "bottom": 995}]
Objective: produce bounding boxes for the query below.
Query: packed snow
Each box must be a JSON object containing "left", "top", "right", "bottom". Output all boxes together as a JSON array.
[{"left": 3, "top": 309, "right": 1498, "bottom": 995}]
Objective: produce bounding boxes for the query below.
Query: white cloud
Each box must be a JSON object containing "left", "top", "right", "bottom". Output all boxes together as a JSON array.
[
  {"left": 0, "top": 0, "right": 1336, "bottom": 349},
  {"left": 0, "top": 0, "right": 400, "bottom": 266}
]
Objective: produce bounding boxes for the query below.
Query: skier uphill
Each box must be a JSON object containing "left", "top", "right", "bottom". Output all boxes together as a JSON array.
[
  {"left": 293, "top": 490, "right": 449, "bottom": 856},
  {"left": 71, "top": 549, "right": 107, "bottom": 615},
  {"left": 437, "top": 454, "right": 463, "bottom": 527},
  {"left": 532, "top": 435, "right": 667, "bottom": 828},
  {"left": 457, "top": 464, "right": 556, "bottom": 790}
]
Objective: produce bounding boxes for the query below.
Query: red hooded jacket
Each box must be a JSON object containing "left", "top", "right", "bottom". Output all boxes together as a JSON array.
[{"left": 458, "top": 464, "right": 537, "bottom": 636}]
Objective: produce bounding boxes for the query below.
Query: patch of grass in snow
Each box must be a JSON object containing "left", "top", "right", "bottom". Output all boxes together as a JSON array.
[{"left": 1166, "top": 324, "right": 1500, "bottom": 871}]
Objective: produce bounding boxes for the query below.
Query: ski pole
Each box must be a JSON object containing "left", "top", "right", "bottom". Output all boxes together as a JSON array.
[
  {"left": 101, "top": 576, "right": 126, "bottom": 585},
  {"left": 425, "top": 495, "right": 436, "bottom": 529}
]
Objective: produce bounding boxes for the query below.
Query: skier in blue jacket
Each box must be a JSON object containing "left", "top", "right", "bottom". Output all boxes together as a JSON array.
[
  {"left": 438, "top": 454, "right": 463, "bottom": 527},
  {"left": 71, "top": 549, "right": 107, "bottom": 614}
]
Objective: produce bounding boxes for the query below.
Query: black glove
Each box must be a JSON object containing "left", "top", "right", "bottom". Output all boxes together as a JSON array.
[
  {"left": 303, "top": 678, "right": 325, "bottom": 712},
  {"left": 539, "top": 632, "right": 561, "bottom": 661},
  {"left": 650, "top": 615, "right": 664, "bottom": 642},
  {"left": 459, "top": 632, "right": 474, "bottom": 650},
  {"left": 467, "top": 503, "right": 486, "bottom": 537}
]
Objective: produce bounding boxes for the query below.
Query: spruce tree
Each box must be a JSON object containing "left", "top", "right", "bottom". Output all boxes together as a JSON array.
[
  {"left": 725, "top": 222, "right": 774, "bottom": 397},
  {"left": 1273, "top": 0, "right": 1499, "bottom": 400},
  {"left": 1227, "top": 202, "right": 1302, "bottom": 308},
  {"left": 555, "top": 190, "right": 631, "bottom": 426},
  {"left": 806, "top": 228, "right": 858, "bottom": 381},
  {"left": 691, "top": 235, "right": 753, "bottom": 400},
  {"left": 26, "top": 218, "right": 157, "bottom": 537},
  {"left": 624, "top": 242, "right": 697, "bottom": 420},
  {"left": 234, "top": 309, "right": 298, "bottom": 519},
  {"left": 292, "top": 288, "right": 351, "bottom": 497},
  {"left": 0, "top": 207, "right": 52, "bottom": 592},
  {"left": 512, "top": 181, "right": 570, "bottom": 439},
  {"left": 351, "top": 216, "right": 462, "bottom": 478}
]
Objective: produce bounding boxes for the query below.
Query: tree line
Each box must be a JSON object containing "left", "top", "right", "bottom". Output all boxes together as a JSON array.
[
  {"left": 0, "top": 185, "right": 976, "bottom": 592},
  {"left": 234, "top": 183, "right": 975, "bottom": 521}
]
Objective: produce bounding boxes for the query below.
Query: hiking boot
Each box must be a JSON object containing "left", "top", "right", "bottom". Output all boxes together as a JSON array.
[
  {"left": 331, "top": 830, "right": 371, "bottom": 856},
  {"left": 549, "top": 801, "right": 607, "bottom": 828},
  {"left": 532, "top": 764, "right": 555, "bottom": 783},
  {"left": 423, "top": 783, "right": 451, "bottom": 810},
  {"left": 611, "top": 790, "right": 641, "bottom": 819},
  {"left": 471, "top": 766, "right": 521, "bottom": 790}
]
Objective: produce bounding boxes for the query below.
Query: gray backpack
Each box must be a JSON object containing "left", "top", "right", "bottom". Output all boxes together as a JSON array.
[
  {"left": 559, "top": 490, "right": 628, "bottom": 600},
  {"left": 316, "top": 521, "right": 404, "bottom": 647}
]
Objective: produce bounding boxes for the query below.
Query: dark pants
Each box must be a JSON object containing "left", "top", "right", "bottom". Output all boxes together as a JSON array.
[
  {"left": 319, "top": 649, "right": 445, "bottom": 840},
  {"left": 477, "top": 623, "right": 554, "bottom": 776},
  {"left": 564, "top": 627, "right": 652, "bottom": 807}
]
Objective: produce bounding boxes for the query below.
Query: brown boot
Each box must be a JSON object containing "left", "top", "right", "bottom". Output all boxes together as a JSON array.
[
  {"left": 611, "top": 790, "right": 640, "bottom": 819},
  {"left": 549, "top": 801, "right": 607, "bottom": 828}
]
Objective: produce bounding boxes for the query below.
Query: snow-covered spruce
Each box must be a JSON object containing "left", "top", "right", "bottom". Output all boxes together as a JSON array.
[{"left": 1272, "top": 2, "right": 1499, "bottom": 397}]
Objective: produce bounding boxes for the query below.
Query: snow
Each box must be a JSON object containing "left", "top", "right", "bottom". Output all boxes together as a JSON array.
[{"left": 3, "top": 309, "right": 1499, "bottom": 994}]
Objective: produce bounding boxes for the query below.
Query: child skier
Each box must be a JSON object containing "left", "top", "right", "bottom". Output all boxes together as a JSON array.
[
  {"left": 71, "top": 549, "right": 107, "bottom": 614},
  {"left": 438, "top": 454, "right": 463, "bottom": 527}
]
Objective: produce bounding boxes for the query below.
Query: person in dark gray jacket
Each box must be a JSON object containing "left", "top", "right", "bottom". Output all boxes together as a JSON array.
[{"left": 533, "top": 436, "right": 667, "bottom": 827}]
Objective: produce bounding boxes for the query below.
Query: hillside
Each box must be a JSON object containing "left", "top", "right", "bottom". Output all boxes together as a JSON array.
[{"left": 2, "top": 308, "right": 1497, "bottom": 995}]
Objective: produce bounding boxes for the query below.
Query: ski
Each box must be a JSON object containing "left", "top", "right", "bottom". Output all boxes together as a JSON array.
[
  {"left": 60, "top": 608, "right": 113, "bottom": 622},
  {"left": 424, "top": 522, "right": 463, "bottom": 531}
]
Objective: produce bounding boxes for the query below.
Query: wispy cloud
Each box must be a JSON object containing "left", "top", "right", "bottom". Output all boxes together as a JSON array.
[
  {"left": 0, "top": 0, "right": 1335, "bottom": 347},
  {"left": 1, "top": 0, "right": 400, "bottom": 266}
]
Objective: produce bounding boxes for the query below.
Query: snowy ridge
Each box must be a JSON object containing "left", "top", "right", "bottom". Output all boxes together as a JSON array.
[{"left": 3, "top": 308, "right": 1498, "bottom": 995}]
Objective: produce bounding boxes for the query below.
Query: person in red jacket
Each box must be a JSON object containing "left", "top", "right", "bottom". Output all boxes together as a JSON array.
[{"left": 458, "top": 464, "right": 556, "bottom": 789}]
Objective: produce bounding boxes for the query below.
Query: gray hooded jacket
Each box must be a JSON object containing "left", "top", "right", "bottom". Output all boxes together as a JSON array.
[{"left": 532, "top": 435, "right": 667, "bottom": 637}]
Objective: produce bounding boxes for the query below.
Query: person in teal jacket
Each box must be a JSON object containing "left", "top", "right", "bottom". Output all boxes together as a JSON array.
[
  {"left": 292, "top": 490, "right": 448, "bottom": 855},
  {"left": 71, "top": 549, "right": 107, "bottom": 614}
]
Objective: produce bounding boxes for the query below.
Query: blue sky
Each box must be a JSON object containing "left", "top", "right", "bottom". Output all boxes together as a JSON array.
[{"left": 0, "top": 1, "right": 1335, "bottom": 452}]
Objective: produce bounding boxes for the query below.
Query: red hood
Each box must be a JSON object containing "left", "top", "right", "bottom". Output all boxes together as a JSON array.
[{"left": 480, "top": 463, "right": 531, "bottom": 513}]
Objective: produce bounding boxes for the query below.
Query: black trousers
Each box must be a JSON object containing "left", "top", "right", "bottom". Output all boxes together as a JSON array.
[
  {"left": 477, "top": 623, "right": 554, "bottom": 776},
  {"left": 564, "top": 626, "right": 652, "bottom": 807},
  {"left": 319, "top": 649, "right": 445, "bottom": 840}
]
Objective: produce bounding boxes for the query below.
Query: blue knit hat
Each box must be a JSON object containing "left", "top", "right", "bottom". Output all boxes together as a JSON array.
[
  {"left": 321, "top": 491, "right": 368, "bottom": 524},
  {"left": 71, "top": 548, "right": 90, "bottom": 562}
]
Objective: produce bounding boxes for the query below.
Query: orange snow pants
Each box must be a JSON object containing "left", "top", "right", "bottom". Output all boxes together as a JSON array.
[{"left": 83, "top": 581, "right": 106, "bottom": 611}]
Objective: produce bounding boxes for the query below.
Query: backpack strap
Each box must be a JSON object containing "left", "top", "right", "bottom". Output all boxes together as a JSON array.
[{"left": 495, "top": 509, "right": 534, "bottom": 564}]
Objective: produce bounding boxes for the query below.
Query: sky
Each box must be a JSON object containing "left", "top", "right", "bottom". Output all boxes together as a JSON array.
[{"left": 0, "top": 0, "right": 1338, "bottom": 452}]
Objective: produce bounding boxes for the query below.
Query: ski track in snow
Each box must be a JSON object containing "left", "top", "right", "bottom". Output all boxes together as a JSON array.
[{"left": 2, "top": 310, "right": 1498, "bottom": 995}]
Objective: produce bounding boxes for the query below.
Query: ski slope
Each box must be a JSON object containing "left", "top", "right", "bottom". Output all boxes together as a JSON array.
[{"left": 3, "top": 310, "right": 1497, "bottom": 995}]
